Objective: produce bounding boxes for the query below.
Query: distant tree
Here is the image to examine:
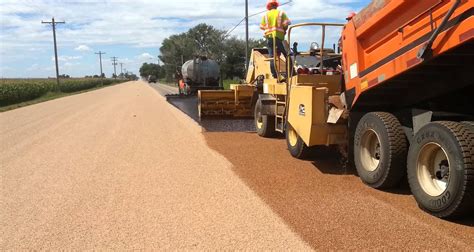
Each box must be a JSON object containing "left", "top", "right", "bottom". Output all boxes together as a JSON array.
[
  {"left": 186, "top": 23, "right": 226, "bottom": 60},
  {"left": 100, "top": 73, "right": 105, "bottom": 78},
  {"left": 139, "top": 63, "right": 165, "bottom": 79},
  {"left": 93, "top": 74, "right": 99, "bottom": 78},
  {"left": 124, "top": 72, "right": 139, "bottom": 81},
  {"left": 159, "top": 23, "right": 266, "bottom": 81},
  {"left": 159, "top": 33, "right": 195, "bottom": 81}
]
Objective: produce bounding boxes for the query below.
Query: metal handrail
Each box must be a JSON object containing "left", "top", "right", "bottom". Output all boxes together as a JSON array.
[
  {"left": 286, "top": 22, "right": 344, "bottom": 78},
  {"left": 284, "top": 22, "right": 344, "bottom": 129}
]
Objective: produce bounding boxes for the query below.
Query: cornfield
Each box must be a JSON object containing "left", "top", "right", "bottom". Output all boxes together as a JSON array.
[{"left": 0, "top": 78, "right": 126, "bottom": 107}]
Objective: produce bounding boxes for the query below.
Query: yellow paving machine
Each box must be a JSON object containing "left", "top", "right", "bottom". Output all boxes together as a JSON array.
[{"left": 199, "top": 23, "right": 348, "bottom": 157}]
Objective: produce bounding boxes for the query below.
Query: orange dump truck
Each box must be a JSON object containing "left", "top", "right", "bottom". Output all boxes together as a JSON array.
[{"left": 341, "top": 0, "right": 473, "bottom": 217}]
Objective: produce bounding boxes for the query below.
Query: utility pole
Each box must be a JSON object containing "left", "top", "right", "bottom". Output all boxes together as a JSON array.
[
  {"left": 95, "top": 51, "right": 106, "bottom": 81},
  {"left": 111, "top": 56, "right": 118, "bottom": 79},
  {"left": 245, "top": 0, "right": 249, "bottom": 71},
  {"left": 42, "top": 17, "right": 65, "bottom": 88},
  {"left": 119, "top": 63, "right": 124, "bottom": 78}
]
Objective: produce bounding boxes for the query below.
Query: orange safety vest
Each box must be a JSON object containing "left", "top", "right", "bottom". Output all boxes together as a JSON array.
[{"left": 260, "top": 9, "right": 291, "bottom": 40}]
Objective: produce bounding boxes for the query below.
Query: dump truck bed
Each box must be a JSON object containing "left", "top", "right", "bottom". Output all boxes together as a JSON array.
[{"left": 342, "top": 0, "right": 474, "bottom": 111}]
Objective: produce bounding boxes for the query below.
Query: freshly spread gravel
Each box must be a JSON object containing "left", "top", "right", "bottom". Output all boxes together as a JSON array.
[
  {"left": 0, "top": 81, "right": 309, "bottom": 250},
  {"left": 2, "top": 81, "right": 472, "bottom": 250}
]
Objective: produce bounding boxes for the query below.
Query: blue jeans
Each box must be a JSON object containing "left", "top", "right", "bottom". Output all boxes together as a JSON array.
[
  {"left": 267, "top": 37, "right": 288, "bottom": 78},
  {"left": 267, "top": 37, "right": 287, "bottom": 57}
]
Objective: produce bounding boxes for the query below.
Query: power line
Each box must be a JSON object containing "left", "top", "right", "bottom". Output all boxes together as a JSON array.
[
  {"left": 42, "top": 17, "right": 65, "bottom": 88},
  {"left": 225, "top": 17, "right": 245, "bottom": 37},
  {"left": 225, "top": 0, "right": 293, "bottom": 37}
]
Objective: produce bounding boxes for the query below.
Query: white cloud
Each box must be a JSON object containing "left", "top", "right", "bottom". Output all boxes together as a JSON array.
[
  {"left": 52, "top": 55, "right": 82, "bottom": 62},
  {"left": 74, "top": 45, "right": 92, "bottom": 52},
  {"left": 0, "top": 0, "right": 365, "bottom": 77},
  {"left": 0, "top": 0, "right": 354, "bottom": 50},
  {"left": 137, "top": 53, "right": 153, "bottom": 61}
]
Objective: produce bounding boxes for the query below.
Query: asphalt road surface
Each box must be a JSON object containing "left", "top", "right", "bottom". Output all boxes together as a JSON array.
[{"left": 1, "top": 81, "right": 473, "bottom": 250}]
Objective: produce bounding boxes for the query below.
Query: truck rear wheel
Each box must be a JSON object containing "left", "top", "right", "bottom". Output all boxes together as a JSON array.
[
  {"left": 462, "top": 121, "right": 474, "bottom": 131},
  {"left": 354, "top": 112, "right": 408, "bottom": 189},
  {"left": 254, "top": 99, "right": 275, "bottom": 137},
  {"left": 407, "top": 121, "right": 474, "bottom": 218},
  {"left": 286, "top": 123, "right": 313, "bottom": 159}
]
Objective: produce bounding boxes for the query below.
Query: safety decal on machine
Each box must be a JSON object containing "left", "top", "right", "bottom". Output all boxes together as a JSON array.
[
  {"left": 299, "top": 104, "right": 306, "bottom": 116},
  {"left": 349, "top": 63, "right": 358, "bottom": 80},
  {"left": 360, "top": 80, "right": 368, "bottom": 90}
]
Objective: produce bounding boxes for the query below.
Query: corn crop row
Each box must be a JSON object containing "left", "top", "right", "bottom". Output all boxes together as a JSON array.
[{"left": 0, "top": 78, "right": 126, "bottom": 106}]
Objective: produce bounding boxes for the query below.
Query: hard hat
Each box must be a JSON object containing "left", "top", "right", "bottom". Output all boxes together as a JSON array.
[
  {"left": 346, "top": 12, "right": 356, "bottom": 21},
  {"left": 266, "top": 0, "right": 280, "bottom": 10}
]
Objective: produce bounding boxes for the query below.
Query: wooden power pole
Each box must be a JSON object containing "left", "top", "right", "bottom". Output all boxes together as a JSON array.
[
  {"left": 245, "top": 0, "right": 249, "bottom": 71},
  {"left": 95, "top": 51, "right": 106, "bottom": 78},
  {"left": 42, "top": 17, "right": 65, "bottom": 88},
  {"left": 111, "top": 56, "right": 118, "bottom": 79}
]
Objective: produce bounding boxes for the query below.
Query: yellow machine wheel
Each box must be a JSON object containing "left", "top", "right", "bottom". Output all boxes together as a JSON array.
[
  {"left": 286, "top": 123, "right": 313, "bottom": 159},
  {"left": 254, "top": 99, "right": 275, "bottom": 137}
]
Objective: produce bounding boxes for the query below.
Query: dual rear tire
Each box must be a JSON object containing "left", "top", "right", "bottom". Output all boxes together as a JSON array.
[
  {"left": 354, "top": 113, "right": 473, "bottom": 218},
  {"left": 354, "top": 112, "right": 408, "bottom": 189},
  {"left": 407, "top": 121, "right": 474, "bottom": 218}
]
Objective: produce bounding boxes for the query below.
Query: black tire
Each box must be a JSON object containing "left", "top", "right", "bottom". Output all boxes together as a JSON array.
[
  {"left": 461, "top": 121, "right": 474, "bottom": 132},
  {"left": 354, "top": 112, "right": 408, "bottom": 189},
  {"left": 286, "top": 123, "right": 313, "bottom": 159},
  {"left": 407, "top": 121, "right": 474, "bottom": 218},
  {"left": 254, "top": 99, "right": 275, "bottom": 137}
]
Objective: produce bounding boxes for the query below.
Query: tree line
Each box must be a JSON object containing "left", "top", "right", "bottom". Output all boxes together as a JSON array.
[{"left": 139, "top": 23, "right": 265, "bottom": 82}]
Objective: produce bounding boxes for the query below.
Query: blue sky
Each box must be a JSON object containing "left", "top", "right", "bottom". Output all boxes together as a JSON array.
[{"left": 0, "top": 0, "right": 370, "bottom": 78}]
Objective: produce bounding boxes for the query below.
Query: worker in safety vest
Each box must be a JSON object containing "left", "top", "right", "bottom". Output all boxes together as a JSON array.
[{"left": 260, "top": 0, "right": 291, "bottom": 78}]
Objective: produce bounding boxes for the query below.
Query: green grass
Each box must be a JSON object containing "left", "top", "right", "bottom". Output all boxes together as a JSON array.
[
  {"left": 0, "top": 78, "right": 127, "bottom": 112},
  {"left": 223, "top": 79, "right": 240, "bottom": 90},
  {"left": 158, "top": 79, "right": 178, "bottom": 87}
]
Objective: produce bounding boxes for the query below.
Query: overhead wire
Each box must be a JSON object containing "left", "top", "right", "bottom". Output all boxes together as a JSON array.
[{"left": 224, "top": 0, "right": 293, "bottom": 37}]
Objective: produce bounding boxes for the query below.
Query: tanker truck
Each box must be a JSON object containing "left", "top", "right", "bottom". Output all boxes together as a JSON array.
[
  {"left": 179, "top": 56, "right": 221, "bottom": 95},
  {"left": 199, "top": 0, "right": 474, "bottom": 218}
]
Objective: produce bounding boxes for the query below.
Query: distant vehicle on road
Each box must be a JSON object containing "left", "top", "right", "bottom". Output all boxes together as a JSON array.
[{"left": 148, "top": 75, "right": 157, "bottom": 83}]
